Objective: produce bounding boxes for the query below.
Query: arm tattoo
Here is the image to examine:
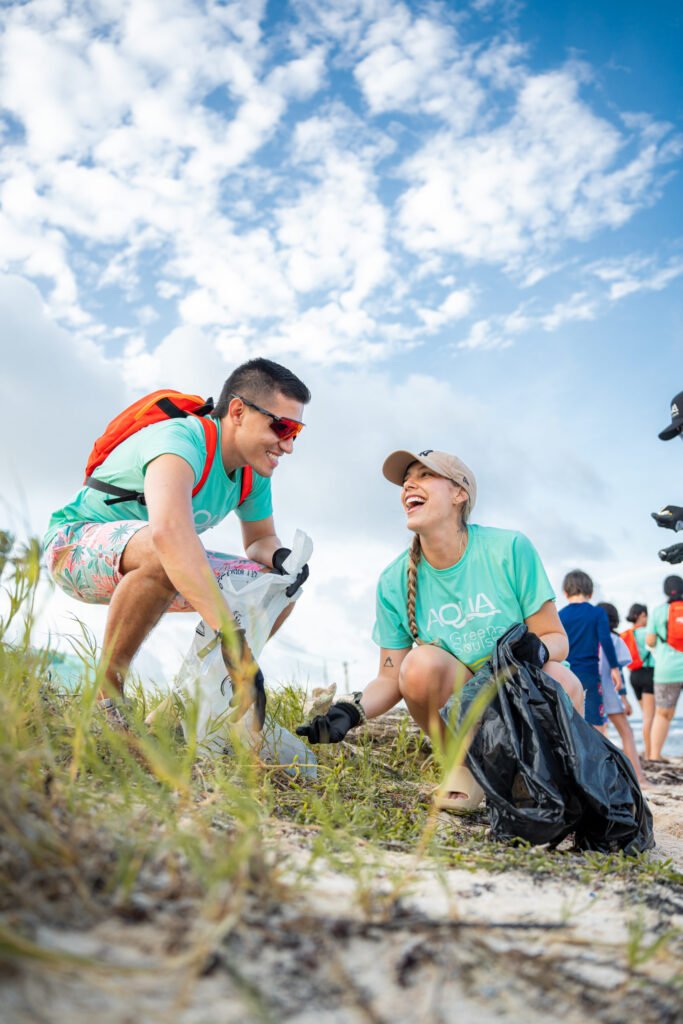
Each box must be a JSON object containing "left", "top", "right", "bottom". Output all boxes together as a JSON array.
[{"left": 383, "top": 656, "right": 394, "bottom": 668}]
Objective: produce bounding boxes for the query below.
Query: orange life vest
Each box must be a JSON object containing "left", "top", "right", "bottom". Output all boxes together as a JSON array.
[
  {"left": 619, "top": 628, "right": 643, "bottom": 671},
  {"left": 667, "top": 601, "right": 683, "bottom": 653}
]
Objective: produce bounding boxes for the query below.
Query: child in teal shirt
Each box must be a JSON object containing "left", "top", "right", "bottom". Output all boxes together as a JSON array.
[{"left": 646, "top": 575, "right": 683, "bottom": 760}]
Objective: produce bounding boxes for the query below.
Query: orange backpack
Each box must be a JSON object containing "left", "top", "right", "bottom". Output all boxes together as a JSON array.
[
  {"left": 84, "top": 390, "right": 252, "bottom": 507},
  {"left": 667, "top": 601, "right": 683, "bottom": 653},
  {"left": 619, "top": 628, "right": 643, "bottom": 671}
]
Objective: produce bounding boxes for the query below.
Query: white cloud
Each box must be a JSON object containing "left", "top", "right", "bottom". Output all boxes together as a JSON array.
[
  {"left": 591, "top": 254, "right": 683, "bottom": 301},
  {"left": 397, "top": 69, "right": 677, "bottom": 267},
  {"left": 259, "top": 301, "right": 391, "bottom": 365},
  {"left": 354, "top": 12, "right": 484, "bottom": 132},
  {"left": 539, "top": 291, "right": 598, "bottom": 331},
  {"left": 1, "top": 0, "right": 679, "bottom": 369},
  {"left": 278, "top": 118, "right": 391, "bottom": 306},
  {"left": 457, "top": 290, "right": 598, "bottom": 349},
  {"left": 0, "top": 274, "right": 125, "bottom": 513},
  {"left": 417, "top": 287, "right": 474, "bottom": 330},
  {"left": 458, "top": 318, "right": 514, "bottom": 351}
]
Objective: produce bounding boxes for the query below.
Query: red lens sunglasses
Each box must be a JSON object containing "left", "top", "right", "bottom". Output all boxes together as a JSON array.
[{"left": 230, "top": 393, "right": 304, "bottom": 441}]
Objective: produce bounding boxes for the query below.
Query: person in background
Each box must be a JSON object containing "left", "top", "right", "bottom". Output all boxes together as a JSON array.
[
  {"left": 646, "top": 575, "right": 683, "bottom": 761},
  {"left": 597, "top": 602, "right": 647, "bottom": 786},
  {"left": 621, "top": 603, "right": 655, "bottom": 760},
  {"left": 558, "top": 570, "right": 621, "bottom": 732}
]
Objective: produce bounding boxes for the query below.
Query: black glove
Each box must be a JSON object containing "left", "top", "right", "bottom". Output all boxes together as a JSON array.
[
  {"left": 509, "top": 629, "right": 550, "bottom": 668},
  {"left": 272, "top": 547, "right": 310, "bottom": 597},
  {"left": 220, "top": 627, "right": 267, "bottom": 729},
  {"left": 296, "top": 702, "right": 361, "bottom": 744},
  {"left": 659, "top": 542, "right": 683, "bottom": 565},
  {"left": 651, "top": 505, "right": 683, "bottom": 531}
]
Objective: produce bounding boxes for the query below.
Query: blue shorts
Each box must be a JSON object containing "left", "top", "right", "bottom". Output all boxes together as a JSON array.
[{"left": 578, "top": 676, "right": 606, "bottom": 726}]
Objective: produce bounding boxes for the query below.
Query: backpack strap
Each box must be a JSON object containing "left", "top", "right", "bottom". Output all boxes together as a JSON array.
[
  {"left": 239, "top": 466, "right": 253, "bottom": 506},
  {"left": 83, "top": 477, "right": 147, "bottom": 506},
  {"left": 192, "top": 416, "right": 218, "bottom": 497},
  {"left": 156, "top": 396, "right": 214, "bottom": 419},
  {"left": 85, "top": 414, "right": 219, "bottom": 507}
]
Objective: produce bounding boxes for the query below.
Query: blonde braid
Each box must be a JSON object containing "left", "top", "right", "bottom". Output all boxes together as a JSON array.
[{"left": 407, "top": 534, "right": 428, "bottom": 645}]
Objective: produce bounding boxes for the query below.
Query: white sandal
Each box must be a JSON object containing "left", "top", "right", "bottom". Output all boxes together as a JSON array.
[{"left": 433, "top": 763, "right": 485, "bottom": 813}]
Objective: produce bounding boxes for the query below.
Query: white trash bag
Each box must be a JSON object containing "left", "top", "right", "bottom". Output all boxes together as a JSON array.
[{"left": 174, "top": 530, "right": 317, "bottom": 778}]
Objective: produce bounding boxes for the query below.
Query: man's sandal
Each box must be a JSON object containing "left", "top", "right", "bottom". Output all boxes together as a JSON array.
[{"left": 98, "top": 697, "right": 132, "bottom": 732}]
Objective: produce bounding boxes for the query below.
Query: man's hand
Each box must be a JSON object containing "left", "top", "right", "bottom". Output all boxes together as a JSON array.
[
  {"left": 651, "top": 505, "right": 683, "bottom": 531},
  {"left": 659, "top": 542, "right": 683, "bottom": 564},
  {"left": 272, "top": 546, "right": 309, "bottom": 597},
  {"left": 220, "top": 627, "right": 267, "bottom": 729},
  {"left": 296, "top": 701, "right": 361, "bottom": 743},
  {"left": 509, "top": 630, "right": 550, "bottom": 668}
]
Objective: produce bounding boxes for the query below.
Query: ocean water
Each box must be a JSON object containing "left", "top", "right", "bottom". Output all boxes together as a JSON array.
[{"left": 607, "top": 716, "right": 683, "bottom": 758}]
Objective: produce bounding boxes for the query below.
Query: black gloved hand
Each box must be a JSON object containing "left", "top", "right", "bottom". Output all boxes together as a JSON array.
[
  {"left": 220, "top": 627, "right": 267, "bottom": 729},
  {"left": 659, "top": 542, "right": 683, "bottom": 565},
  {"left": 272, "top": 546, "right": 310, "bottom": 597},
  {"left": 295, "top": 702, "right": 361, "bottom": 744},
  {"left": 651, "top": 505, "right": 683, "bottom": 531},
  {"left": 509, "top": 630, "right": 550, "bottom": 668}
]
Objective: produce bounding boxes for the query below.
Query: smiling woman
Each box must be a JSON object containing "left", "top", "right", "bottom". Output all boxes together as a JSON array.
[{"left": 296, "top": 447, "right": 586, "bottom": 801}]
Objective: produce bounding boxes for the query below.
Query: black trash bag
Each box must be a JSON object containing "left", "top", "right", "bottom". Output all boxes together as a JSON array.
[{"left": 440, "top": 623, "right": 654, "bottom": 854}]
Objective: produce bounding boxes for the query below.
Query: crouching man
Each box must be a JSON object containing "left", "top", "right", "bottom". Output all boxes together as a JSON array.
[{"left": 44, "top": 358, "right": 310, "bottom": 727}]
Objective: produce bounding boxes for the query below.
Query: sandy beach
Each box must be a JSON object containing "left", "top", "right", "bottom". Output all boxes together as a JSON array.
[{"left": 3, "top": 753, "right": 682, "bottom": 1024}]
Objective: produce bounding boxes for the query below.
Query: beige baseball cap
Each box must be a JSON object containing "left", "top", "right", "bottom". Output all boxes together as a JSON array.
[{"left": 382, "top": 449, "right": 477, "bottom": 510}]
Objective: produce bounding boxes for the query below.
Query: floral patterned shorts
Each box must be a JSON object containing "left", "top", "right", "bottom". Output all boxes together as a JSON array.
[{"left": 45, "top": 521, "right": 264, "bottom": 612}]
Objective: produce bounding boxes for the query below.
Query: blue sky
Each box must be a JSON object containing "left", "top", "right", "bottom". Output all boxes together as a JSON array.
[{"left": 0, "top": 0, "right": 681, "bottom": 688}]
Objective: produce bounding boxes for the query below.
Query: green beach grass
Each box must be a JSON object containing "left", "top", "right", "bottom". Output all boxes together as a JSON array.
[{"left": 1, "top": 529, "right": 682, "bottom": 981}]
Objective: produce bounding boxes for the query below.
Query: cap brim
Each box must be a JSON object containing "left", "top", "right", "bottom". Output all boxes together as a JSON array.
[
  {"left": 382, "top": 450, "right": 420, "bottom": 486},
  {"left": 659, "top": 423, "right": 682, "bottom": 441}
]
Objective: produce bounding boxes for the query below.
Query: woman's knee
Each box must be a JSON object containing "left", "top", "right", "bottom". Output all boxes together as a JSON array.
[{"left": 398, "top": 646, "right": 443, "bottom": 704}]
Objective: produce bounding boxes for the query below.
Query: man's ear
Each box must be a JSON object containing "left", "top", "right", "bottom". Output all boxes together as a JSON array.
[{"left": 227, "top": 396, "right": 244, "bottom": 424}]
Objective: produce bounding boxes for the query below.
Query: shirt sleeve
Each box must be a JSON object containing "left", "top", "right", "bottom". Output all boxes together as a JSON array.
[
  {"left": 511, "top": 533, "right": 556, "bottom": 618},
  {"left": 234, "top": 471, "right": 273, "bottom": 522},
  {"left": 597, "top": 608, "right": 618, "bottom": 668},
  {"left": 372, "top": 575, "right": 413, "bottom": 650},
  {"left": 137, "top": 419, "right": 205, "bottom": 485}
]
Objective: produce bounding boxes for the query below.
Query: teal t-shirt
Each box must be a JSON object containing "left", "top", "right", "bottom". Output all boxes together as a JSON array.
[
  {"left": 633, "top": 626, "right": 653, "bottom": 669},
  {"left": 646, "top": 603, "right": 683, "bottom": 683},
  {"left": 372, "top": 524, "right": 555, "bottom": 672},
  {"left": 44, "top": 416, "right": 272, "bottom": 547}
]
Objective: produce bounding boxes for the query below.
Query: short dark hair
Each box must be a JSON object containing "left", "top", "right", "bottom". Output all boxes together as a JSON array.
[
  {"left": 213, "top": 358, "right": 311, "bottom": 418},
  {"left": 626, "top": 603, "right": 647, "bottom": 623},
  {"left": 597, "top": 601, "right": 619, "bottom": 631},
  {"left": 562, "top": 570, "right": 593, "bottom": 598}
]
